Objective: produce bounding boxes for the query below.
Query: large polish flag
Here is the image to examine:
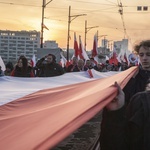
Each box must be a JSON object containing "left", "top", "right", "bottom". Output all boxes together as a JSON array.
[{"left": 0, "top": 67, "right": 138, "bottom": 150}]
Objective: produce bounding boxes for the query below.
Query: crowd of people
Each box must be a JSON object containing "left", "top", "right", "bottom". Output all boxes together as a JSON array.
[
  {"left": 0, "top": 39, "right": 150, "bottom": 150},
  {"left": 0, "top": 53, "right": 135, "bottom": 78}
]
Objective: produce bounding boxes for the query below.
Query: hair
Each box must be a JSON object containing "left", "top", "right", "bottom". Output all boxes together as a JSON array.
[
  {"left": 48, "top": 54, "right": 56, "bottom": 62},
  {"left": 17, "top": 57, "right": 28, "bottom": 74},
  {"left": 134, "top": 40, "right": 150, "bottom": 54},
  {"left": 6, "top": 62, "right": 14, "bottom": 71}
]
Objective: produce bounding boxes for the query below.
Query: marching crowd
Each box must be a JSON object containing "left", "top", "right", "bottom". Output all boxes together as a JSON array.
[
  {"left": 0, "top": 39, "right": 150, "bottom": 150},
  {"left": 0, "top": 53, "right": 133, "bottom": 78}
]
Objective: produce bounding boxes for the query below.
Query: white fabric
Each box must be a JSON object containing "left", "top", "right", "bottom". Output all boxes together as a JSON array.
[
  {"left": 0, "top": 56, "right": 6, "bottom": 71},
  {"left": 0, "top": 69, "right": 118, "bottom": 106}
]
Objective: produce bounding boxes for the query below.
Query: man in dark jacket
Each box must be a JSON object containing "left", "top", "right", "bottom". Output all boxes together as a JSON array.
[
  {"left": 36, "top": 54, "right": 65, "bottom": 77},
  {"left": 100, "top": 40, "right": 150, "bottom": 150}
]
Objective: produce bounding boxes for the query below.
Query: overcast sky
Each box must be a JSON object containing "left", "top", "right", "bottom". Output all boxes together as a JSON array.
[{"left": 0, "top": 0, "right": 150, "bottom": 51}]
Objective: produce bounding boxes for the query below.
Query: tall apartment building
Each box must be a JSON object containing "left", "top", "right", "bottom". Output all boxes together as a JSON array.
[{"left": 0, "top": 30, "right": 40, "bottom": 64}]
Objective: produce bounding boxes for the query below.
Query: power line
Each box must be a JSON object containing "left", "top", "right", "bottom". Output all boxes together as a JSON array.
[
  {"left": 0, "top": 1, "right": 41, "bottom": 7},
  {"left": 105, "top": 0, "right": 117, "bottom": 5},
  {"left": 66, "top": 0, "right": 116, "bottom": 6}
]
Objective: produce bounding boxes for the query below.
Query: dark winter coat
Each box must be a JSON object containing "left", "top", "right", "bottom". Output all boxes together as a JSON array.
[
  {"left": 36, "top": 58, "right": 65, "bottom": 77},
  {"left": 126, "top": 91, "right": 150, "bottom": 150},
  {"left": 11, "top": 66, "right": 34, "bottom": 77}
]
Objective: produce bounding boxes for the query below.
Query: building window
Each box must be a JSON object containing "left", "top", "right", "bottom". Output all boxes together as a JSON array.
[
  {"left": 143, "top": 6, "right": 148, "bottom": 11},
  {"left": 137, "top": 6, "right": 142, "bottom": 11}
]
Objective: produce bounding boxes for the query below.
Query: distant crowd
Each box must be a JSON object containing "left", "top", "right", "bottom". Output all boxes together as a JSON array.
[{"left": 0, "top": 54, "right": 138, "bottom": 78}]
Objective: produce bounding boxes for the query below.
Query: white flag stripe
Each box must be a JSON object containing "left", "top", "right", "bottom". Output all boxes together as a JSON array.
[
  {"left": 0, "top": 70, "right": 118, "bottom": 106},
  {"left": 0, "top": 56, "right": 6, "bottom": 71}
]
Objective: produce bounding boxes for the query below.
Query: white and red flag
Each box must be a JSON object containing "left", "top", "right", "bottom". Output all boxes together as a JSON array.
[
  {"left": 109, "top": 45, "right": 118, "bottom": 65},
  {"left": 0, "top": 67, "right": 138, "bottom": 150},
  {"left": 78, "top": 36, "right": 84, "bottom": 59},
  {"left": 30, "top": 54, "right": 36, "bottom": 67},
  {"left": 92, "top": 33, "right": 99, "bottom": 64},
  {"left": 60, "top": 52, "right": 67, "bottom": 67},
  {"left": 74, "top": 32, "right": 79, "bottom": 58},
  {"left": 92, "top": 33, "right": 98, "bottom": 58},
  {"left": 79, "top": 35, "right": 89, "bottom": 60}
]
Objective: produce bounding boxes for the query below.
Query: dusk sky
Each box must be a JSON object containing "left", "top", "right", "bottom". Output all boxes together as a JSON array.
[{"left": 0, "top": 0, "right": 150, "bottom": 51}]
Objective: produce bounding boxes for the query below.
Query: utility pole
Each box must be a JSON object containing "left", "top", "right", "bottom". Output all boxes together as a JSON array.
[
  {"left": 84, "top": 20, "right": 98, "bottom": 51},
  {"left": 41, "top": 0, "right": 53, "bottom": 48},
  {"left": 104, "top": 36, "right": 106, "bottom": 54},
  {"left": 66, "top": 6, "right": 86, "bottom": 61}
]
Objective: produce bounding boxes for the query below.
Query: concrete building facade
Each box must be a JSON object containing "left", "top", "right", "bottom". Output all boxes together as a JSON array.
[
  {"left": 114, "top": 39, "right": 128, "bottom": 53},
  {"left": 0, "top": 30, "right": 40, "bottom": 64},
  {"left": 43, "top": 40, "right": 58, "bottom": 48}
]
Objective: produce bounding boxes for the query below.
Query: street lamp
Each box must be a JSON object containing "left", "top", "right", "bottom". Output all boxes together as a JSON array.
[
  {"left": 66, "top": 6, "right": 86, "bottom": 61},
  {"left": 84, "top": 20, "right": 98, "bottom": 51},
  {"left": 41, "top": 0, "right": 53, "bottom": 48}
]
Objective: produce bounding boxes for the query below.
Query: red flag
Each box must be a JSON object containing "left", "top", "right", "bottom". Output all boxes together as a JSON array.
[
  {"left": 109, "top": 45, "right": 118, "bottom": 65},
  {"left": 92, "top": 33, "right": 98, "bottom": 57},
  {"left": 74, "top": 32, "right": 79, "bottom": 57},
  {"left": 78, "top": 36, "right": 84, "bottom": 59},
  {"left": 66, "top": 61, "right": 71, "bottom": 68}
]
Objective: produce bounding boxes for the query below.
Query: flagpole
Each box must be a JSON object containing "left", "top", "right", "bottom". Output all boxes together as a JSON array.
[
  {"left": 66, "top": 6, "right": 71, "bottom": 61},
  {"left": 84, "top": 20, "right": 98, "bottom": 51},
  {"left": 41, "top": 0, "right": 45, "bottom": 48},
  {"left": 66, "top": 6, "right": 86, "bottom": 61},
  {"left": 41, "top": 0, "right": 53, "bottom": 48}
]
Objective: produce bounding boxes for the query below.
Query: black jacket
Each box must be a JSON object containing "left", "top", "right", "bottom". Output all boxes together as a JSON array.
[
  {"left": 11, "top": 66, "right": 34, "bottom": 77},
  {"left": 36, "top": 58, "right": 65, "bottom": 77},
  {"left": 127, "top": 91, "right": 150, "bottom": 150}
]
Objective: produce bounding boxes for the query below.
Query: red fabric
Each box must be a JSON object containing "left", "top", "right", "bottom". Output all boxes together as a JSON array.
[
  {"left": 109, "top": 58, "right": 118, "bottom": 65},
  {"left": 30, "top": 59, "right": 33, "bottom": 67},
  {"left": 109, "top": 47, "right": 118, "bottom": 65},
  {"left": 78, "top": 36, "right": 84, "bottom": 59},
  {"left": 87, "top": 69, "right": 94, "bottom": 78},
  {"left": 10, "top": 70, "right": 15, "bottom": 76},
  {"left": 0, "top": 67, "right": 138, "bottom": 150},
  {"left": 74, "top": 32, "right": 79, "bottom": 57},
  {"left": 30, "top": 71, "right": 35, "bottom": 77},
  {"left": 92, "top": 34, "right": 98, "bottom": 57},
  {"left": 66, "top": 61, "right": 71, "bottom": 68}
]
